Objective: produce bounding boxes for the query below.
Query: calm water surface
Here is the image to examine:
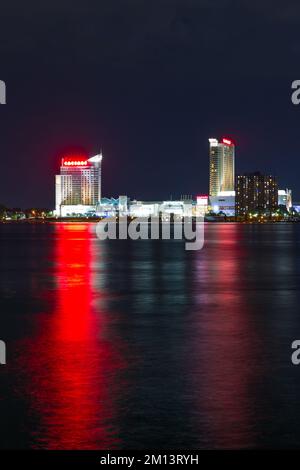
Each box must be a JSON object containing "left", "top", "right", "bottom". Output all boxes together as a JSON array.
[{"left": 1, "top": 222, "right": 300, "bottom": 449}]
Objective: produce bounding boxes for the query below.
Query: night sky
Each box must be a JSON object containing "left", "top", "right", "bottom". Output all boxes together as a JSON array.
[{"left": 1, "top": 0, "right": 300, "bottom": 208}]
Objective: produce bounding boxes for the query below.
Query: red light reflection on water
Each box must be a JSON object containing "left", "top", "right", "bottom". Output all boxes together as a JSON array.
[{"left": 19, "top": 224, "right": 125, "bottom": 449}]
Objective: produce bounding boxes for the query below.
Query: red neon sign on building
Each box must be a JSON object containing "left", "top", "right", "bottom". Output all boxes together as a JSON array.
[
  {"left": 61, "top": 156, "right": 89, "bottom": 167},
  {"left": 222, "top": 138, "right": 233, "bottom": 146}
]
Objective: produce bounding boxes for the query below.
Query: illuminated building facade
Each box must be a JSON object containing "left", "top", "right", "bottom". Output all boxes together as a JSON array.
[
  {"left": 209, "top": 138, "right": 235, "bottom": 197},
  {"left": 128, "top": 200, "right": 192, "bottom": 218},
  {"left": 235, "top": 172, "right": 278, "bottom": 216},
  {"left": 55, "top": 153, "right": 102, "bottom": 216},
  {"left": 95, "top": 198, "right": 195, "bottom": 218},
  {"left": 196, "top": 195, "right": 209, "bottom": 216},
  {"left": 209, "top": 191, "right": 235, "bottom": 216},
  {"left": 278, "top": 189, "right": 292, "bottom": 211}
]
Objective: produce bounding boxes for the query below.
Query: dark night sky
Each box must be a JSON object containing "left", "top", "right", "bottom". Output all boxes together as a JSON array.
[{"left": 1, "top": 0, "right": 300, "bottom": 208}]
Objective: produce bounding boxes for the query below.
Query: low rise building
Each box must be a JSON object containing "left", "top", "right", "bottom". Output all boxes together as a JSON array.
[
  {"left": 278, "top": 189, "right": 292, "bottom": 211},
  {"left": 209, "top": 191, "right": 235, "bottom": 216}
]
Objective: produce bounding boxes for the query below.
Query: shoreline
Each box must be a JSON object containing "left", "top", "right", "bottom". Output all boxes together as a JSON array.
[{"left": 0, "top": 218, "right": 299, "bottom": 225}]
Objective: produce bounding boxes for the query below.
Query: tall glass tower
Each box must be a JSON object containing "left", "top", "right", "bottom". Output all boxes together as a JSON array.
[{"left": 209, "top": 138, "right": 235, "bottom": 196}]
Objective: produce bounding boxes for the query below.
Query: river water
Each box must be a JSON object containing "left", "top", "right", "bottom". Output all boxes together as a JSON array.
[{"left": 0, "top": 222, "right": 300, "bottom": 449}]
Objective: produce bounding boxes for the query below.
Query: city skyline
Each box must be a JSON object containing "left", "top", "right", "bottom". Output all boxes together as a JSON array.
[
  {"left": 0, "top": 132, "right": 295, "bottom": 211},
  {"left": 49, "top": 135, "right": 293, "bottom": 219},
  {"left": 1, "top": 5, "right": 300, "bottom": 208}
]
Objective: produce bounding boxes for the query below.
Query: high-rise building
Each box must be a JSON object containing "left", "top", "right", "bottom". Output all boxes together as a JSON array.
[
  {"left": 209, "top": 138, "right": 235, "bottom": 197},
  {"left": 235, "top": 172, "right": 278, "bottom": 217},
  {"left": 55, "top": 153, "right": 102, "bottom": 216}
]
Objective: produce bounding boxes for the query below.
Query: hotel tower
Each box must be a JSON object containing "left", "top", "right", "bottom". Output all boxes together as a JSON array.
[
  {"left": 55, "top": 153, "right": 102, "bottom": 216},
  {"left": 209, "top": 138, "right": 235, "bottom": 197}
]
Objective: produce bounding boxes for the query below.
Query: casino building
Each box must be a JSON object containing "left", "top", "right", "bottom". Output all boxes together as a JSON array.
[
  {"left": 208, "top": 137, "right": 236, "bottom": 215},
  {"left": 55, "top": 153, "right": 102, "bottom": 216},
  {"left": 209, "top": 137, "right": 235, "bottom": 197}
]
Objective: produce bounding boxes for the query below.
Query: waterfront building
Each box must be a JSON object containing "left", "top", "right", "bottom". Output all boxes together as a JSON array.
[
  {"left": 235, "top": 172, "right": 278, "bottom": 216},
  {"left": 209, "top": 137, "right": 235, "bottom": 197},
  {"left": 196, "top": 195, "right": 209, "bottom": 216},
  {"left": 160, "top": 200, "right": 193, "bottom": 217},
  {"left": 209, "top": 191, "right": 235, "bottom": 216},
  {"left": 55, "top": 153, "right": 102, "bottom": 216},
  {"left": 278, "top": 189, "right": 292, "bottom": 211},
  {"left": 96, "top": 199, "right": 195, "bottom": 219},
  {"left": 96, "top": 197, "right": 119, "bottom": 217},
  {"left": 129, "top": 201, "right": 160, "bottom": 218}
]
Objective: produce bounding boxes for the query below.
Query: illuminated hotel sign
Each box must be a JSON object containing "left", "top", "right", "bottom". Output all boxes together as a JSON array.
[
  {"left": 62, "top": 157, "right": 89, "bottom": 167},
  {"left": 222, "top": 138, "right": 233, "bottom": 146}
]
